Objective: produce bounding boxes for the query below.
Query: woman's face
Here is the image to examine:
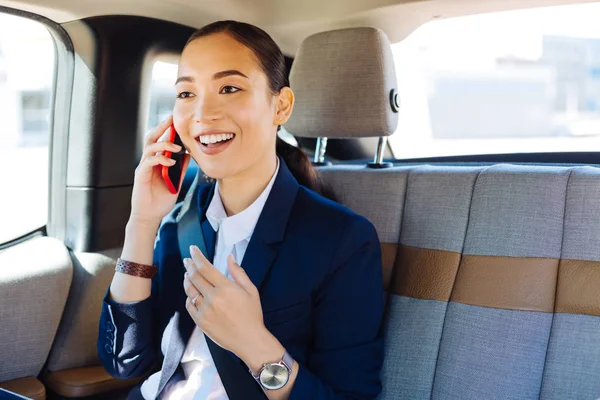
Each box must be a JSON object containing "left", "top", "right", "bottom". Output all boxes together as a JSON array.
[{"left": 173, "top": 32, "right": 280, "bottom": 180}]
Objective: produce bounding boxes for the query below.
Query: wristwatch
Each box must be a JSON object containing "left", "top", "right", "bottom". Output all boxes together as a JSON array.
[{"left": 250, "top": 350, "right": 294, "bottom": 390}]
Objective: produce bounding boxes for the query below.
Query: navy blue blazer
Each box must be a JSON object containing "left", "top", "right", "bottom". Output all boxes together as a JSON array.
[{"left": 98, "top": 159, "right": 385, "bottom": 399}]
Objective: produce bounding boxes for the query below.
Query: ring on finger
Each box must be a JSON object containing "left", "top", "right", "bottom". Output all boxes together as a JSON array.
[{"left": 191, "top": 294, "right": 200, "bottom": 307}]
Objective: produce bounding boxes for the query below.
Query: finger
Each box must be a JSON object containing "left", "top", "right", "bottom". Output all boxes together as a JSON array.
[
  {"left": 144, "top": 115, "right": 173, "bottom": 146},
  {"left": 183, "top": 272, "right": 202, "bottom": 299},
  {"left": 228, "top": 254, "right": 257, "bottom": 295},
  {"left": 190, "top": 246, "right": 229, "bottom": 287},
  {"left": 139, "top": 155, "right": 176, "bottom": 170},
  {"left": 142, "top": 141, "right": 182, "bottom": 159},
  {"left": 184, "top": 258, "right": 215, "bottom": 296},
  {"left": 186, "top": 296, "right": 201, "bottom": 313}
]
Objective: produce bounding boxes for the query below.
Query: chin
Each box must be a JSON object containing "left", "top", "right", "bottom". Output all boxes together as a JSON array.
[{"left": 194, "top": 158, "right": 234, "bottom": 181}]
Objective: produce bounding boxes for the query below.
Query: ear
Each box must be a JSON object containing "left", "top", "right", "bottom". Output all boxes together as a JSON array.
[{"left": 273, "top": 87, "right": 295, "bottom": 126}]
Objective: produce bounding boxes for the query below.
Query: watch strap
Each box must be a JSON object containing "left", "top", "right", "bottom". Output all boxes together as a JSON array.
[{"left": 281, "top": 350, "right": 294, "bottom": 372}]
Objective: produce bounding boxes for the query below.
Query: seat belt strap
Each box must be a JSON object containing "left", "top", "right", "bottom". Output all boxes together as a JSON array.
[{"left": 176, "top": 173, "right": 266, "bottom": 400}]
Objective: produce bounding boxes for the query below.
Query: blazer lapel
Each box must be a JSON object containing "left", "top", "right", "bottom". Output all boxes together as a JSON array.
[
  {"left": 241, "top": 157, "right": 299, "bottom": 291},
  {"left": 156, "top": 309, "right": 196, "bottom": 396},
  {"left": 224, "top": 158, "right": 299, "bottom": 367},
  {"left": 196, "top": 158, "right": 299, "bottom": 291}
]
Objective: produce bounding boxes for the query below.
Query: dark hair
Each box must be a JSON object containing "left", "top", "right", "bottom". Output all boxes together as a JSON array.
[{"left": 186, "top": 20, "right": 333, "bottom": 198}]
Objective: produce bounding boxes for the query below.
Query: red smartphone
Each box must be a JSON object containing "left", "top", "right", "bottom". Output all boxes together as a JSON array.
[{"left": 162, "top": 123, "right": 186, "bottom": 194}]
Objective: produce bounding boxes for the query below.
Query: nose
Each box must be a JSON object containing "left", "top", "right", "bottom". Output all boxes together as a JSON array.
[{"left": 193, "top": 94, "right": 222, "bottom": 123}]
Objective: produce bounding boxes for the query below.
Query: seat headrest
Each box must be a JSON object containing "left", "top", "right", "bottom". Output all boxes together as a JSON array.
[{"left": 286, "top": 27, "right": 398, "bottom": 139}]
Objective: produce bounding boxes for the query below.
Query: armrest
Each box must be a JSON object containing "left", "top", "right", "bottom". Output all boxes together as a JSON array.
[
  {"left": 0, "top": 376, "right": 46, "bottom": 400},
  {"left": 44, "top": 366, "right": 145, "bottom": 398}
]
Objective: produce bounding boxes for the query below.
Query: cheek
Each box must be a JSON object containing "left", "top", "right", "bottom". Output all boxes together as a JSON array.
[
  {"left": 173, "top": 101, "right": 195, "bottom": 138},
  {"left": 232, "top": 96, "right": 275, "bottom": 144},
  {"left": 173, "top": 100, "right": 192, "bottom": 121}
]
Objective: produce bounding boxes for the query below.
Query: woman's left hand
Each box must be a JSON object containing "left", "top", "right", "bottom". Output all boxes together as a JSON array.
[{"left": 182, "top": 245, "right": 272, "bottom": 360}]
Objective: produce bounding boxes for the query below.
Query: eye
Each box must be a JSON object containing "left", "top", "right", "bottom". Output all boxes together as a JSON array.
[
  {"left": 220, "top": 86, "right": 241, "bottom": 94},
  {"left": 177, "top": 91, "right": 195, "bottom": 99}
]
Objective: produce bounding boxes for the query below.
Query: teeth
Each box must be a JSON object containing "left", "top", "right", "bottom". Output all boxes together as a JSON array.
[{"left": 199, "top": 133, "right": 234, "bottom": 144}]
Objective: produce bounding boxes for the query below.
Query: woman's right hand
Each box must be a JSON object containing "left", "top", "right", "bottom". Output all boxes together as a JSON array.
[{"left": 129, "top": 115, "right": 191, "bottom": 226}]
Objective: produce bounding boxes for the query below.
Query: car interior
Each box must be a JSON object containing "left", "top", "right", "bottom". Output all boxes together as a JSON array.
[{"left": 1, "top": 0, "right": 600, "bottom": 399}]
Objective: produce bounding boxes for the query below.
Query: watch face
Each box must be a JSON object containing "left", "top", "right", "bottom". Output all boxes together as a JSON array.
[{"left": 259, "top": 363, "right": 289, "bottom": 390}]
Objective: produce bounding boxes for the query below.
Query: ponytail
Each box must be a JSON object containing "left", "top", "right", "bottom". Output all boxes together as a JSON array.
[{"left": 276, "top": 136, "right": 335, "bottom": 201}]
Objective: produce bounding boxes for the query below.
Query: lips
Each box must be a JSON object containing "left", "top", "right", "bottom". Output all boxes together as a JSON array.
[{"left": 194, "top": 131, "right": 236, "bottom": 156}]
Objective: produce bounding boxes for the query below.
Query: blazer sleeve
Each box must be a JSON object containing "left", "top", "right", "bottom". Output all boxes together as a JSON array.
[
  {"left": 289, "top": 215, "right": 385, "bottom": 400},
  {"left": 98, "top": 281, "right": 158, "bottom": 379},
  {"left": 97, "top": 210, "right": 178, "bottom": 379}
]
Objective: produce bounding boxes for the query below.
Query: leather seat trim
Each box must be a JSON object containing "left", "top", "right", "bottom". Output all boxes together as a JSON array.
[
  {"left": 391, "top": 245, "right": 461, "bottom": 301},
  {"left": 556, "top": 259, "right": 600, "bottom": 316},
  {"left": 389, "top": 245, "right": 600, "bottom": 315},
  {"left": 0, "top": 376, "right": 46, "bottom": 400},
  {"left": 451, "top": 255, "right": 558, "bottom": 312}
]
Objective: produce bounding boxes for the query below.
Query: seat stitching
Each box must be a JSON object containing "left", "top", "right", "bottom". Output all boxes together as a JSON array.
[
  {"left": 537, "top": 167, "right": 574, "bottom": 399},
  {"left": 429, "top": 166, "right": 485, "bottom": 400}
]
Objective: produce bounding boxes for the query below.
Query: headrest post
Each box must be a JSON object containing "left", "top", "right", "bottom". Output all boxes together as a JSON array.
[
  {"left": 313, "top": 137, "right": 332, "bottom": 166},
  {"left": 367, "top": 137, "right": 393, "bottom": 169}
]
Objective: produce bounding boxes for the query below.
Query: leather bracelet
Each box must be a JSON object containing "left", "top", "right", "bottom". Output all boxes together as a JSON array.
[{"left": 115, "top": 258, "right": 157, "bottom": 279}]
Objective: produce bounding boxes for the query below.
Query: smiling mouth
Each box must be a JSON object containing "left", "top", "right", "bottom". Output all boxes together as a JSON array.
[{"left": 196, "top": 133, "right": 236, "bottom": 147}]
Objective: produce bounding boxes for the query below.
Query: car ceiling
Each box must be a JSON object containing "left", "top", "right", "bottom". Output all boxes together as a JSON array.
[{"left": 1, "top": 0, "right": 599, "bottom": 55}]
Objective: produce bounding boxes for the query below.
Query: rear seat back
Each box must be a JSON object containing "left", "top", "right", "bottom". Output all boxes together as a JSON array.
[
  {"left": 328, "top": 163, "right": 600, "bottom": 400},
  {"left": 0, "top": 237, "right": 72, "bottom": 381},
  {"left": 382, "top": 165, "right": 481, "bottom": 399},
  {"left": 45, "top": 248, "right": 121, "bottom": 371},
  {"left": 540, "top": 167, "right": 600, "bottom": 398},
  {"left": 430, "top": 165, "right": 569, "bottom": 399},
  {"left": 318, "top": 166, "right": 409, "bottom": 289},
  {"left": 42, "top": 248, "right": 145, "bottom": 398},
  {"left": 385, "top": 164, "right": 600, "bottom": 399},
  {"left": 289, "top": 27, "right": 600, "bottom": 399}
]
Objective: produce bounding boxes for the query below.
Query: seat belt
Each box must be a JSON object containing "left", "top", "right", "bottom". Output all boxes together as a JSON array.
[{"left": 176, "top": 173, "right": 266, "bottom": 400}]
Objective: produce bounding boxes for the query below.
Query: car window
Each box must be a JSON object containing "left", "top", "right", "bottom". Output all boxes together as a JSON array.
[
  {"left": 0, "top": 13, "right": 55, "bottom": 243},
  {"left": 390, "top": 3, "right": 600, "bottom": 159},
  {"left": 147, "top": 60, "right": 178, "bottom": 132}
]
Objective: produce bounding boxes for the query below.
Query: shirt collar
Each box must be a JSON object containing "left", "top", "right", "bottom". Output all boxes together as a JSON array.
[{"left": 206, "top": 158, "right": 280, "bottom": 247}]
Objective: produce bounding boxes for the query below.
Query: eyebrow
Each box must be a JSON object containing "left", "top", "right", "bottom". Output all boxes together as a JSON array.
[
  {"left": 175, "top": 70, "right": 249, "bottom": 85},
  {"left": 175, "top": 76, "right": 194, "bottom": 85},
  {"left": 213, "top": 70, "right": 249, "bottom": 80}
]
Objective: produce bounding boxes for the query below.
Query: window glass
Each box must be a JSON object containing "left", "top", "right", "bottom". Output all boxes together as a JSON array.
[
  {"left": 390, "top": 3, "right": 600, "bottom": 159},
  {"left": 0, "top": 13, "right": 54, "bottom": 243},
  {"left": 147, "top": 61, "right": 178, "bottom": 131}
]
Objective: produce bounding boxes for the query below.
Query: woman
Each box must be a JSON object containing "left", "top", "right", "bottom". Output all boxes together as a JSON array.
[{"left": 98, "top": 21, "right": 384, "bottom": 400}]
